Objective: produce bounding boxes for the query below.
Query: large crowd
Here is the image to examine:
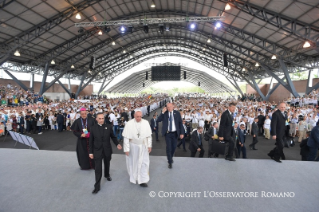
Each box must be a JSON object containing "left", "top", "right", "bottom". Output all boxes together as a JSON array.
[{"left": 1, "top": 82, "right": 318, "bottom": 161}]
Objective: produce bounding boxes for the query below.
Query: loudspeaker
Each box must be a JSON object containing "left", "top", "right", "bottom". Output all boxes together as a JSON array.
[
  {"left": 198, "top": 82, "right": 200, "bottom": 86},
  {"left": 143, "top": 83, "right": 145, "bottom": 87},
  {"left": 223, "top": 53, "right": 228, "bottom": 67},
  {"left": 90, "top": 56, "right": 96, "bottom": 70},
  {"left": 184, "top": 71, "right": 186, "bottom": 79},
  {"left": 146, "top": 72, "right": 148, "bottom": 80}
]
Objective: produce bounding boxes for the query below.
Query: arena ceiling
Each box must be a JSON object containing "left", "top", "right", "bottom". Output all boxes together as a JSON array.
[{"left": 0, "top": 0, "right": 319, "bottom": 95}]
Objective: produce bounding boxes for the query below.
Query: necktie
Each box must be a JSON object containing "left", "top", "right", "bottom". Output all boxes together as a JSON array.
[
  {"left": 198, "top": 133, "right": 202, "bottom": 145},
  {"left": 169, "top": 112, "right": 172, "bottom": 131}
]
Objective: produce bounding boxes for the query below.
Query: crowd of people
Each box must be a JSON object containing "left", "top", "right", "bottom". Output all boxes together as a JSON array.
[{"left": 1, "top": 81, "right": 318, "bottom": 162}]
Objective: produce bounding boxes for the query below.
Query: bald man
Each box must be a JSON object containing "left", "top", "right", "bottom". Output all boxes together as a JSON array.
[
  {"left": 268, "top": 103, "right": 287, "bottom": 163},
  {"left": 157, "top": 103, "right": 184, "bottom": 169}
]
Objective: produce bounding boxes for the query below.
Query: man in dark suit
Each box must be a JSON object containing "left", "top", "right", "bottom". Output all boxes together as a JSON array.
[
  {"left": 56, "top": 111, "right": 64, "bottom": 132},
  {"left": 19, "top": 112, "right": 25, "bottom": 134},
  {"left": 157, "top": 103, "right": 184, "bottom": 169},
  {"left": 150, "top": 114, "right": 159, "bottom": 141},
  {"left": 218, "top": 102, "right": 236, "bottom": 161},
  {"left": 237, "top": 123, "right": 247, "bottom": 158},
  {"left": 177, "top": 119, "right": 188, "bottom": 152},
  {"left": 189, "top": 126, "right": 205, "bottom": 157},
  {"left": 268, "top": 103, "right": 287, "bottom": 163},
  {"left": 249, "top": 117, "right": 259, "bottom": 150},
  {"left": 257, "top": 112, "right": 265, "bottom": 136},
  {"left": 89, "top": 113, "right": 122, "bottom": 194},
  {"left": 300, "top": 131, "right": 310, "bottom": 161},
  {"left": 206, "top": 122, "right": 219, "bottom": 158},
  {"left": 147, "top": 105, "right": 150, "bottom": 116}
]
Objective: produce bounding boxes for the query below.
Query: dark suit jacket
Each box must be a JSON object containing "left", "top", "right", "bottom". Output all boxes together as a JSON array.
[
  {"left": 150, "top": 118, "right": 158, "bottom": 131},
  {"left": 20, "top": 117, "right": 25, "bottom": 125},
  {"left": 89, "top": 123, "right": 119, "bottom": 159},
  {"left": 206, "top": 127, "right": 218, "bottom": 140},
  {"left": 189, "top": 130, "right": 203, "bottom": 152},
  {"left": 238, "top": 128, "right": 246, "bottom": 144},
  {"left": 218, "top": 110, "right": 234, "bottom": 141},
  {"left": 271, "top": 110, "right": 287, "bottom": 138},
  {"left": 157, "top": 110, "right": 184, "bottom": 136},
  {"left": 57, "top": 114, "right": 64, "bottom": 124},
  {"left": 251, "top": 122, "right": 258, "bottom": 136}
]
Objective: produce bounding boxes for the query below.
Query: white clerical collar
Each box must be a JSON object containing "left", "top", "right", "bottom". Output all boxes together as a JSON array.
[{"left": 98, "top": 123, "right": 103, "bottom": 126}]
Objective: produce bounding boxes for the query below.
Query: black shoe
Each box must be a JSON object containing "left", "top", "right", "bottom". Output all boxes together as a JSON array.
[
  {"left": 156, "top": 140, "right": 160, "bottom": 141},
  {"left": 177, "top": 146, "right": 180, "bottom": 149},
  {"left": 274, "top": 159, "right": 282, "bottom": 163},
  {"left": 249, "top": 145, "right": 253, "bottom": 150},
  {"left": 183, "top": 149, "right": 187, "bottom": 152},
  {"left": 253, "top": 148, "right": 258, "bottom": 150},
  {"left": 168, "top": 164, "right": 172, "bottom": 169},
  {"left": 140, "top": 183, "right": 148, "bottom": 187},
  {"left": 105, "top": 176, "right": 112, "bottom": 181},
  {"left": 267, "top": 153, "right": 274, "bottom": 159},
  {"left": 225, "top": 157, "right": 236, "bottom": 161},
  {"left": 92, "top": 188, "right": 100, "bottom": 194}
]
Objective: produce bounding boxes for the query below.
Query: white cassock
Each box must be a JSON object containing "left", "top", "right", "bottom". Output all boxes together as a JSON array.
[{"left": 122, "top": 119, "right": 152, "bottom": 184}]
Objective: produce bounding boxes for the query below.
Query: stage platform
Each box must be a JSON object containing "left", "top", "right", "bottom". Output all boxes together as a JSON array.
[{"left": 0, "top": 149, "right": 318, "bottom": 212}]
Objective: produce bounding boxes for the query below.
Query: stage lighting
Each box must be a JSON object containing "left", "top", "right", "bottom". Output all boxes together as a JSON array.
[
  {"left": 189, "top": 23, "right": 196, "bottom": 30},
  {"left": 215, "top": 21, "right": 222, "bottom": 29},
  {"left": 120, "top": 26, "right": 126, "bottom": 33},
  {"left": 127, "top": 26, "right": 134, "bottom": 33},
  {"left": 103, "top": 26, "right": 111, "bottom": 33}
]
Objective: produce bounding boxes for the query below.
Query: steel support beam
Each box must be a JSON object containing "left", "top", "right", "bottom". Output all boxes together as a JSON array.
[
  {"left": 3, "top": 69, "right": 28, "bottom": 91},
  {"left": 279, "top": 58, "right": 300, "bottom": 97},
  {"left": 248, "top": 71, "right": 266, "bottom": 100},
  {"left": 57, "top": 80, "right": 71, "bottom": 96},
  {"left": 39, "top": 63, "right": 49, "bottom": 95},
  {"left": 30, "top": 73, "right": 34, "bottom": 90},
  {"left": 75, "top": 72, "right": 87, "bottom": 98}
]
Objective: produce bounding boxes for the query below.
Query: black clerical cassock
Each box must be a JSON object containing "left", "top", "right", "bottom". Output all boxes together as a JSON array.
[
  {"left": 89, "top": 123, "right": 119, "bottom": 190},
  {"left": 71, "top": 117, "right": 95, "bottom": 169}
]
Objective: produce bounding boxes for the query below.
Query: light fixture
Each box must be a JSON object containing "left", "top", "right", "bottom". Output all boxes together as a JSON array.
[
  {"left": 207, "top": 38, "right": 211, "bottom": 43},
  {"left": 303, "top": 41, "right": 311, "bottom": 48},
  {"left": 51, "top": 60, "right": 55, "bottom": 65},
  {"left": 130, "top": 55, "right": 133, "bottom": 58},
  {"left": 120, "top": 26, "right": 126, "bottom": 33},
  {"left": 189, "top": 23, "right": 196, "bottom": 30},
  {"left": 112, "top": 41, "right": 116, "bottom": 45},
  {"left": 159, "top": 25, "right": 164, "bottom": 34},
  {"left": 203, "top": 48, "right": 206, "bottom": 51},
  {"left": 165, "top": 24, "right": 170, "bottom": 32},
  {"left": 98, "top": 30, "right": 102, "bottom": 35},
  {"left": 143, "top": 25, "right": 149, "bottom": 33},
  {"left": 225, "top": 3, "right": 231, "bottom": 11},
  {"left": 255, "top": 62, "right": 259, "bottom": 67},
  {"left": 123, "top": 50, "right": 126, "bottom": 53},
  {"left": 271, "top": 55, "right": 277, "bottom": 60},
  {"left": 71, "top": 64, "right": 75, "bottom": 69},
  {"left": 215, "top": 21, "right": 222, "bottom": 29},
  {"left": 88, "top": 70, "right": 92, "bottom": 74},
  {"left": 242, "top": 67, "right": 246, "bottom": 71},
  {"left": 150, "top": 1, "right": 155, "bottom": 8},
  {"left": 14, "top": 50, "right": 20, "bottom": 57},
  {"left": 75, "top": 13, "right": 81, "bottom": 20}
]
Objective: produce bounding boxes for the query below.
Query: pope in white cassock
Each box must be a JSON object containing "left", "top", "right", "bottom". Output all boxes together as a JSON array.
[{"left": 122, "top": 110, "right": 152, "bottom": 187}]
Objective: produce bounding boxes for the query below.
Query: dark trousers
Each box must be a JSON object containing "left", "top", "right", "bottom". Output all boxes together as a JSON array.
[
  {"left": 165, "top": 132, "right": 178, "bottom": 164},
  {"left": 258, "top": 125, "right": 264, "bottom": 135},
  {"left": 19, "top": 124, "right": 24, "bottom": 134},
  {"left": 191, "top": 145, "right": 205, "bottom": 157},
  {"left": 250, "top": 136, "right": 258, "bottom": 148},
  {"left": 177, "top": 134, "right": 186, "bottom": 150},
  {"left": 32, "top": 124, "right": 37, "bottom": 134},
  {"left": 38, "top": 126, "right": 42, "bottom": 133},
  {"left": 237, "top": 144, "right": 247, "bottom": 158},
  {"left": 58, "top": 122, "right": 63, "bottom": 132},
  {"left": 94, "top": 152, "right": 111, "bottom": 189},
  {"left": 308, "top": 147, "right": 318, "bottom": 161},
  {"left": 26, "top": 121, "right": 31, "bottom": 132},
  {"left": 301, "top": 155, "right": 308, "bottom": 161},
  {"left": 225, "top": 138, "right": 235, "bottom": 158},
  {"left": 269, "top": 136, "right": 285, "bottom": 160},
  {"left": 152, "top": 129, "right": 158, "bottom": 141}
]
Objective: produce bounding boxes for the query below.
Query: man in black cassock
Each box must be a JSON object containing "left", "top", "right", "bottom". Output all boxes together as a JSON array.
[
  {"left": 71, "top": 108, "right": 95, "bottom": 170},
  {"left": 89, "top": 113, "right": 122, "bottom": 194}
]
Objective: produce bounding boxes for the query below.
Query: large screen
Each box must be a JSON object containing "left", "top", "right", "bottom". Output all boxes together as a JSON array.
[{"left": 151, "top": 66, "right": 181, "bottom": 81}]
